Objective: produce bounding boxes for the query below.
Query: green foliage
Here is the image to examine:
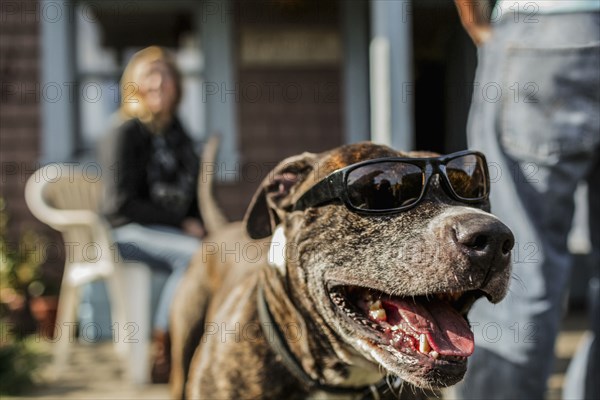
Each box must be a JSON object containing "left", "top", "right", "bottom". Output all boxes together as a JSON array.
[
  {"left": 0, "top": 200, "right": 52, "bottom": 395},
  {"left": 0, "top": 198, "right": 49, "bottom": 299},
  {"left": 0, "top": 322, "right": 50, "bottom": 395}
]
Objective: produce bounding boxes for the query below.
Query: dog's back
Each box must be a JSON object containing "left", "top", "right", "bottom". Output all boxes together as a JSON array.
[{"left": 170, "top": 136, "right": 259, "bottom": 399}]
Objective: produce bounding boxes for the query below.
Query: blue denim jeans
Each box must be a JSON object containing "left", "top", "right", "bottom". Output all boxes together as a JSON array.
[
  {"left": 452, "top": 12, "right": 600, "bottom": 399},
  {"left": 112, "top": 223, "right": 200, "bottom": 331}
]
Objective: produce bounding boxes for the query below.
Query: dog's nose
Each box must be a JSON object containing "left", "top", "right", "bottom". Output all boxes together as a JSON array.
[{"left": 450, "top": 214, "right": 514, "bottom": 263}]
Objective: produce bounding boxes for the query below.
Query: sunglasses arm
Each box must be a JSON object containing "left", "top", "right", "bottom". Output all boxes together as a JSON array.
[{"left": 293, "top": 173, "right": 343, "bottom": 212}]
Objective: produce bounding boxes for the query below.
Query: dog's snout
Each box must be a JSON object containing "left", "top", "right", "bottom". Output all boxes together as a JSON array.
[{"left": 450, "top": 215, "right": 514, "bottom": 261}]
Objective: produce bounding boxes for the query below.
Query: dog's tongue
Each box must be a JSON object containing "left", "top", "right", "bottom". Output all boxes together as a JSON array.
[{"left": 383, "top": 298, "right": 474, "bottom": 357}]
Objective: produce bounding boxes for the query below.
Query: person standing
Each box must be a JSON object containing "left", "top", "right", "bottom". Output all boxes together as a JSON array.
[{"left": 453, "top": 1, "right": 599, "bottom": 398}]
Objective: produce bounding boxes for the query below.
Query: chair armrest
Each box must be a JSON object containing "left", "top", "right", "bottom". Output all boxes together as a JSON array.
[
  {"left": 25, "top": 165, "right": 106, "bottom": 231},
  {"left": 25, "top": 178, "right": 99, "bottom": 230}
]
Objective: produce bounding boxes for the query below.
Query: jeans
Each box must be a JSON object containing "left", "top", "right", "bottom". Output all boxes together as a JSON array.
[
  {"left": 112, "top": 223, "right": 200, "bottom": 331},
  {"left": 452, "top": 12, "right": 600, "bottom": 399}
]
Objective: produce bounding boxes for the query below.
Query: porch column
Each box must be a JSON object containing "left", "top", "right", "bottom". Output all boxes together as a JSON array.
[
  {"left": 41, "top": 0, "right": 76, "bottom": 162},
  {"left": 342, "top": 0, "right": 370, "bottom": 144},
  {"left": 370, "top": 0, "right": 414, "bottom": 151},
  {"left": 199, "top": 0, "right": 239, "bottom": 176}
]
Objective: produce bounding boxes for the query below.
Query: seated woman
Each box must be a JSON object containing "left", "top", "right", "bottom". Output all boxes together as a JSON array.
[{"left": 98, "top": 46, "right": 204, "bottom": 383}]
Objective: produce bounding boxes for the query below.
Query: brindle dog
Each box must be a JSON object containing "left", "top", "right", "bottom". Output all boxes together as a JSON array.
[{"left": 170, "top": 142, "right": 514, "bottom": 399}]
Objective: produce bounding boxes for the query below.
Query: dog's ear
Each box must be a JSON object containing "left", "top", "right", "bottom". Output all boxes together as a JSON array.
[{"left": 244, "top": 152, "right": 317, "bottom": 239}]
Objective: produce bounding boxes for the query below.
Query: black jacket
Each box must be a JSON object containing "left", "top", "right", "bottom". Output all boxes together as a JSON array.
[{"left": 98, "top": 117, "right": 201, "bottom": 228}]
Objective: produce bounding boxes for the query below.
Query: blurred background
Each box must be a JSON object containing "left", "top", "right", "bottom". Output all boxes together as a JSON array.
[
  {"left": 1, "top": 0, "right": 482, "bottom": 232},
  {"left": 0, "top": 0, "right": 593, "bottom": 398}
]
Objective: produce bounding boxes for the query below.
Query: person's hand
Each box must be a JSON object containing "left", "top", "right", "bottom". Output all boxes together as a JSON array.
[
  {"left": 182, "top": 217, "right": 206, "bottom": 239},
  {"left": 454, "top": 0, "right": 493, "bottom": 47},
  {"left": 464, "top": 23, "right": 492, "bottom": 47}
]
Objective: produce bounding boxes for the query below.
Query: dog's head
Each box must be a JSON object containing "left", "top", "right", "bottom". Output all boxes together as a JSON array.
[{"left": 244, "top": 142, "right": 513, "bottom": 388}]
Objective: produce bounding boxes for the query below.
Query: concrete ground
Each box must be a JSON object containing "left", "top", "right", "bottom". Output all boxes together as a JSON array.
[
  {"left": 6, "top": 311, "right": 590, "bottom": 400},
  {"left": 546, "top": 311, "right": 589, "bottom": 400},
  {"left": 9, "top": 341, "right": 169, "bottom": 400}
]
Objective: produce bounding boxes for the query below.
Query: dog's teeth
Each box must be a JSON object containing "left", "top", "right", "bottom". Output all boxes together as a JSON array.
[
  {"left": 369, "top": 309, "right": 387, "bottom": 321},
  {"left": 369, "top": 300, "right": 382, "bottom": 310},
  {"left": 430, "top": 351, "right": 439, "bottom": 359},
  {"left": 419, "top": 334, "right": 431, "bottom": 354},
  {"left": 369, "top": 300, "right": 387, "bottom": 321}
]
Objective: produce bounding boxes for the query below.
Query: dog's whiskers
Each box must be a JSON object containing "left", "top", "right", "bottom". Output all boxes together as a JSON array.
[
  {"left": 398, "top": 378, "right": 406, "bottom": 399},
  {"left": 511, "top": 272, "right": 526, "bottom": 291}
]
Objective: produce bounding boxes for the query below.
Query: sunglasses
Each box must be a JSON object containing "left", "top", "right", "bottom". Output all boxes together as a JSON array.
[{"left": 293, "top": 150, "right": 490, "bottom": 215}]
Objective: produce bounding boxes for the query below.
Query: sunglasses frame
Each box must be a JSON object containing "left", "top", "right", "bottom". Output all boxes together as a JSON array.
[{"left": 293, "top": 150, "right": 490, "bottom": 215}]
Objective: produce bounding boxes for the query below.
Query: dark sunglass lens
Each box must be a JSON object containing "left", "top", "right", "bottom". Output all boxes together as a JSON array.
[
  {"left": 446, "top": 155, "right": 488, "bottom": 199},
  {"left": 347, "top": 162, "right": 424, "bottom": 210}
]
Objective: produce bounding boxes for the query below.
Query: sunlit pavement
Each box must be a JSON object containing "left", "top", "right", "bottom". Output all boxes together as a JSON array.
[
  {"left": 12, "top": 341, "right": 169, "bottom": 400},
  {"left": 7, "top": 311, "right": 588, "bottom": 400}
]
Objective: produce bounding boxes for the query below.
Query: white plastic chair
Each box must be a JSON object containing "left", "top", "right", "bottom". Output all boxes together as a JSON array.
[{"left": 24, "top": 163, "right": 151, "bottom": 384}]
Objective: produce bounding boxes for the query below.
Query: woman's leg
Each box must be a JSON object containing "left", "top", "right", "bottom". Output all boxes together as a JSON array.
[
  {"left": 112, "top": 223, "right": 200, "bottom": 382},
  {"left": 112, "top": 223, "right": 200, "bottom": 330}
]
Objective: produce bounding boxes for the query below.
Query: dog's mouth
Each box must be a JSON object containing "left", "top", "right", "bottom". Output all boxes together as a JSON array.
[{"left": 328, "top": 285, "right": 484, "bottom": 362}]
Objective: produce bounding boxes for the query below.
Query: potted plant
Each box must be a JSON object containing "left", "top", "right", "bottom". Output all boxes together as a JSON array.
[
  {"left": 0, "top": 320, "right": 51, "bottom": 395},
  {"left": 0, "top": 198, "right": 57, "bottom": 338}
]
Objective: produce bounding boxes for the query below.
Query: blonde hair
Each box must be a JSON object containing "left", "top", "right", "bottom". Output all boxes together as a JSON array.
[{"left": 119, "top": 46, "right": 182, "bottom": 125}]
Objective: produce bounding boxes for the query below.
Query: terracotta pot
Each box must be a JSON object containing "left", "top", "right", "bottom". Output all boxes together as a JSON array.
[
  {"left": 0, "top": 289, "right": 26, "bottom": 312},
  {"left": 29, "top": 295, "right": 58, "bottom": 338},
  {"left": 1, "top": 290, "right": 38, "bottom": 337}
]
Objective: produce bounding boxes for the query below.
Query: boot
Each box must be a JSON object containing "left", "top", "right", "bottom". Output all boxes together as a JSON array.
[{"left": 150, "top": 329, "right": 171, "bottom": 383}]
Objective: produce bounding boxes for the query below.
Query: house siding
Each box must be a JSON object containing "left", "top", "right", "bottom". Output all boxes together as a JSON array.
[{"left": 1, "top": 0, "right": 44, "bottom": 240}]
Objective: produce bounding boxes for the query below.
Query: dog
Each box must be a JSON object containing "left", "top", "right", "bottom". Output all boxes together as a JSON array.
[{"left": 170, "top": 141, "right": 514, "bottom": 399}]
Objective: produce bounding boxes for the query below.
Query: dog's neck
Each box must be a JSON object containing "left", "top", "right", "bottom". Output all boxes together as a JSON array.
[{"left": 258, "top": 267, "right": 387, "bottom": 395}]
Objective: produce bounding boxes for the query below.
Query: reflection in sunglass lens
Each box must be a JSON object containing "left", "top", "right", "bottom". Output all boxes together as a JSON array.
[
  {"left": 347, "top": 162, "right": 424, "bottom": 210},
  {"left": 446, "top": 155, "right": 487, "bottom": 199}
]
